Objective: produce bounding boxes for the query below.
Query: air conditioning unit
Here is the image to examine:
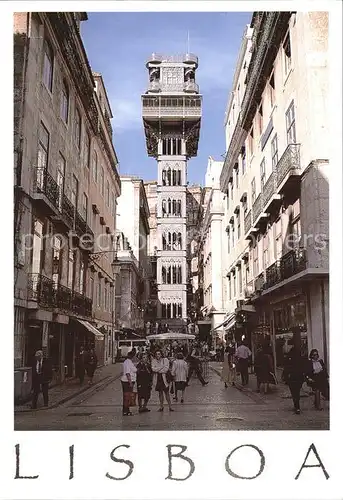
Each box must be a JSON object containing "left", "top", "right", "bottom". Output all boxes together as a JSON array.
[{"left": 244, "top": 285, "right": 254, "bottom": 298}]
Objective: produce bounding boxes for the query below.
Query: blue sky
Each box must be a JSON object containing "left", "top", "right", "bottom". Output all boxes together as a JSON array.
[{"left": 81, "top": 11, "right": 252, "bottom": 185}]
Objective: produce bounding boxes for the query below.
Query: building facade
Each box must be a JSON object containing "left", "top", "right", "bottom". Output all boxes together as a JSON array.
[
  {"left": 220, "top": 12, "right": 329, "bottom": 369},
  {"left": 197, "top": 157, "right": 225, "bottom": 343},
  {"left": 115, "top": 176, "right": 150, "bottom": 333},
  {"left": 142, "top": 53, "right": 202, "bottom": 331},
  {"left": 14, "top": 12, "right": 121, "bottom": 396}
]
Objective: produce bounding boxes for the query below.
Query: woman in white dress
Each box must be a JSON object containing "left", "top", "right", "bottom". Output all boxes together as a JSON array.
[{"left": 151, "top": 350, "right": 174, "bottom": 412}]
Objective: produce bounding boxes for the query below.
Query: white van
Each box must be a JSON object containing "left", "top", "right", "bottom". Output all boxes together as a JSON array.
[{"left": 117, "top": 339, "right": 149, "bottom": 360}]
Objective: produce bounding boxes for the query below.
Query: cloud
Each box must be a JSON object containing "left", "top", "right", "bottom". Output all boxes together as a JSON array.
[{"left": 110, "top": 96, "right": 143, "bottom": 132}]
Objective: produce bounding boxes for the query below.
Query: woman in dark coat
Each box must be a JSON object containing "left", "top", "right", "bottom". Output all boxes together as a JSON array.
[
  {"left": 305, "top": 349, "right": 329, "bottom": 410},
  {"left": 254, "top": 345, "right": 274, "bottom": 394},
  {"left": 85, "top": 348, "right": 97, "bottom": 385},
  {"left": 136, "top": 353, "right": 153, "bottom": 413}
]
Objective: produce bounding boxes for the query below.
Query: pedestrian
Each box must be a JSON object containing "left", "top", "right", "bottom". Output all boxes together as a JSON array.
[
  {"left": 221, "top": 347, "right": 230, "bottom": 388},
  {"left": 121, "top": 350, "right": 137, "bottom": 416},
  {"left": 186, "top": 348, "right": 208, "bottom": 386},
  {"left": 254, "top": 345, "right": 274, "bottom": 394},
  {"left": 85, "top": 348, "right": 97, "bottom": 385},
  {"left": 171, "top": 352, "right": 188, "bottom": 403},
  {"left": 31, "top": 350, "right": 52, "bottom": 409},
  {"left": 282, "top": 343, "right": 306, "bottom": 414},
  {"left": 235, "top": 340, "right": 252, "bottom": 386},
  {"left": 151, "top": 350, "right": 174, "bottom": 412},
  {"left": 131, "top": 348, "right": 139, "bottom": 366},
  {"left": 136, "top": 353, "right": 153, "bottom": 413},
  {"left": 75, "top": 346, "right": 86, "bottom": 385},
  {"left": 305, "top": 349, "right": 329, "bottom": 410}
]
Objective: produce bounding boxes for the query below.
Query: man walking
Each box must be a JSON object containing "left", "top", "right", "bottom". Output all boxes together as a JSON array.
[
  {"left": 31, "top": 350, "right": 52, "bottom": 409},
  {"left": 235, "top": 340, "right": 252, "bottom": 386},
  {"left": 186, "top": 347, "right": 208, "bottom": 386}
]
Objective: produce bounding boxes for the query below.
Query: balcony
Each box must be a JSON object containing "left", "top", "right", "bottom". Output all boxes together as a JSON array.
[
  {"left": 183, "top": 53, "right": 199, "bottom": 66},
  {"left": 32, "top": 168, "right": 60, "bottom": 215},
  {"left": 28, "top": 274, "right": 92, "bottom": 317},
  {"left": 252, "top": 193, "right": 267, "bottom": 227},
  {"left": 74, "top": 211, "right": 94, "bottom": 251},
  {"left": 263, "top": 170, "right": 281, "bottom": 212},
  {"left": 265, "top": 248, "right": 307, "bottom": 290},
  {"left": 276, "top": 144, "right": 301, "bottom": 192},
  {"left": 244, "top": 210, "right": 258, "bottom": 239},
  {"left": 146, "top": 53, "right": 163, "bottom": 65}
]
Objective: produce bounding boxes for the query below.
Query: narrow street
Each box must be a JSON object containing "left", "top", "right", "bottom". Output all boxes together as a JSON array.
[{"left": 15, "top": 363, "right": 329, "bottom": 431}]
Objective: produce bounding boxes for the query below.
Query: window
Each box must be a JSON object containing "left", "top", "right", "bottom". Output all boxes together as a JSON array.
[
  {"left": 251, "top": 178, "right": 256, "bottom": 204},
  {"left": 43, "top": 40, "right": 53, "bottom": 91},
  {"left": 89, "top": 276, "right": 94, "bottom": 301},
  {"left": 37, "top": 123, "right": 49, "bottom": 189},
  {"left": 241, "top": 146, "right": 246, "bottom": 175},
  {"left": 106, "top": 180, "right": 110, "bottom": 206},
  {"left": 253, "top": 244, "right": 259, "bottom": 276},
  {"left": 230, "top": 181, "right": 233, "bottom": 200},
  {"left": 260, "top": 158, "right": 266, "bottom": 189},
  {"left": 56, "top": 153, "right": 66, "bottom": 210},
  {"left": 67, "top": 249, "right": 75, "bottom": 290},
  {"left": 31, "top": 219, "right": 44, "bottom": 275},
  {"left": 263, "top": 233, "right": 269, "bottom": 269},
  {"left": 249, "top": 127, "right": 254, "bottom": 157},
  {"left": 237, "top": 211, "right": 241, "bottom": 239},
  {"left": 228, "top": 276, "right": 231, "bottom": 300},
  {"left": 269, "top": 72, "right": 275, "bottom": 107},
  {"left": 275, "top": 218, "right": 282, "bottom": 259},
  {"left": 82, "top": 193, "right": 88, "bottom": 222},
  {"left": 235, "top": 164, "right": 239, "bottom": 188},
  {"left": 271, "top": 134, "right": 278, "bottom": 169},
  {"left": 258, "top": 104, "right": 263, "bottom": 135},
  {"left": 71, "top": 175, "right": 79, "bottom": 210},
  {"left": 100, "top": 167, "right": 104, "bottom": 196},
  {"left": 104, "top": 285, "right": 108, "bottom": 311},
  {"left": 286, "top": 101, "right": 296, "bottom": 144},
  {"left": 238, "top": 265, "right": 242, "bottom": 294},
  {"left": 60, "top": 81, "right": 69, "bottom": 123},
  {"left": 245, "top": 263, "right": 250, "bottom": 285},
  {"left": 52, "top": 236, "right": 62, "bottom": 286},
  {"left": 227, "top": 228, "right": 230, "bottom": 253},
  {"left": 74, "top": 108, "right": 81, "bottom": 148},
  {"left": 84, "top": 133, "right": 90, "bottom": 169},
  {"left": 283, "top": 31, "right": 292, "bottom": 75},
  {"left": 112, "top": 192, "right": 116, "bottom": 218},
  {"left": 92, "top": 150, "right": 98, "bottom": 182},
  {"left": 79, "top": 260, "right": 85, "bottom": 294},
  {"left": 97, "top": 281, "right": 102, "bottom": 308}
]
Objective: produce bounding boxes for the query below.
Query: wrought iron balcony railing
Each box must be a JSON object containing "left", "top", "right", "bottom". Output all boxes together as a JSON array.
[
  {"left": 265, "top": 248, "right": 307, "bottom": 289},
  {"left": 252, "top": 193, "right": 263, "bottom": 225},
  {"left": 276, "top": 144, "right": 301, "bottom": 188},
  {"left": 244, "top": 210, "right": 252, "bottom": 235},
  {"left": 254, "top": 271, "right": 265, "bottom": 292},
  {"left": 34, "top": 167, "right": 60, "bottom": 209},
  {"left": 263, "top": 170, "right": 277, "bottom": 208},
  {"left": 28, "top": 273, "right": 92, "bottom": 317}
]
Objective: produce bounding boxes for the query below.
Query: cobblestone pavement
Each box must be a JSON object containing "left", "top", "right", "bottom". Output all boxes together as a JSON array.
[{"left": 14, "top": 362, "right": 329, "bottom": 431}]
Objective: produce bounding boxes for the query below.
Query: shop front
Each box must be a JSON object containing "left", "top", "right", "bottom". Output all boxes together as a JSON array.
[{"left": 269, "top": 293, "right": 308, "bottom": 368}]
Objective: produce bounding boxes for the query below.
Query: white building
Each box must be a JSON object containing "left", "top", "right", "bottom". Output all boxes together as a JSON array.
[
  {"left": 200, "top": 157, "right": 225, "bottom": 343},
  {"left": 220, "top": 12, "right": 329, "bottom": 370},
  {"left": 142, "top": 53, "right": 202, "bottom": 331}
]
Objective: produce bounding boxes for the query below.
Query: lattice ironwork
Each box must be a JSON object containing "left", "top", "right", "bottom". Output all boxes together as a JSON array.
[
  {"left": 276, "top": 144, "right": 301, "bottom": 187},
  {"left": 34, "top": 167, "right": 60, "bottom": 209}
]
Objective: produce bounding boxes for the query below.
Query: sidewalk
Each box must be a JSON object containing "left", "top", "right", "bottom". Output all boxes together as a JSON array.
[
  {"left": 210, "top": 362, "right": 312, "bottom": 400},
  {"left": 15, "top": 362, "right": 123, "bottom": 413}
]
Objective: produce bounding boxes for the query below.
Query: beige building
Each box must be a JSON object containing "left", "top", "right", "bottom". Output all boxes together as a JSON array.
[
  {"left": 115, "top": 176, "right": 150, "bottom": 332},
  {"left": 220, "top": 12, "right": 329, "bottom": 369},
  {"left": 14, "top": 12, "right": 121, "bottom": 397}
]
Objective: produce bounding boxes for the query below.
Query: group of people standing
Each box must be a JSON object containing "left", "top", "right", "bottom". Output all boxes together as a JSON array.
[{"left": 120, "top": 345, "right": 208, "bottom": 416}]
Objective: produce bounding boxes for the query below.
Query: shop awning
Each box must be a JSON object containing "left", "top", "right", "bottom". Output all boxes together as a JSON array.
[
  {"left": 76, "top": 319, "right": 105, "bottom": 340},
  {"left": 212, "top": 313, "right": 235, "bottom": 333}
]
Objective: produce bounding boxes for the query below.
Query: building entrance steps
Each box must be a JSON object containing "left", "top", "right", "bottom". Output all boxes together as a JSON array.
[
  {"left": 210, "top": 362, "right": 314, "bottom": 400},
  {"left": 15, "top": 362, "right": 123, "bottom": 413}
]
